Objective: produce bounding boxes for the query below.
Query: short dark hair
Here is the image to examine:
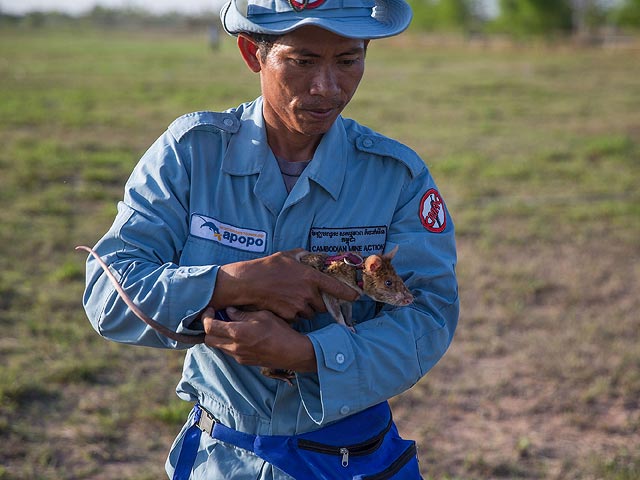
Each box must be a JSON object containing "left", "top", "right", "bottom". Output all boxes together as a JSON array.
[
  {"left": 246, "top": 32, "right": 369, "bottom": 59},
  {"left": 247, "top": 33, "right": 282, "bottom": 59}
]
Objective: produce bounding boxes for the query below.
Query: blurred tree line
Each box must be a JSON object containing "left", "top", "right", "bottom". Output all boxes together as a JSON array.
[
  {"left": 407, "top": 0, "right": 640, "bottom": 37},
  {"left": 1, "top": 0, "right": 639, "bottom": 38},
  {"left": 0, "top": 5, "right": 217, "bottom": 30}
]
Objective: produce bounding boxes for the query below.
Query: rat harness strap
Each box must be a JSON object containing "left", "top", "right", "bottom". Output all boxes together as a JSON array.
[
  {"left": 325, "top": 252, "right": 365, "bottom": 289},
  {"left": 172, "top": 401, "right": 422, "bottom": 480}
]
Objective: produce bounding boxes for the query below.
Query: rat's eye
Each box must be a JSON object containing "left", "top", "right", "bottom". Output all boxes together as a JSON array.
[{"left": 385, "top": 280, "right": 393, "bottom": 288}]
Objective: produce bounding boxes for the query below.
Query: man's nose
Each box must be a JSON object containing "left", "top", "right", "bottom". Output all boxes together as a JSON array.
[{"left": 309, "top": 66, "right": 340, "bottom": 97}]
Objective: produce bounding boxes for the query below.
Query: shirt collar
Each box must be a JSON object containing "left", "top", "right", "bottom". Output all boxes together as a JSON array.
[
  {"left": 303, "top": 117, "right": 347, "bottom": 201},
  {"left": 223, "top": 97, "right": 348, "bottom": 201}
]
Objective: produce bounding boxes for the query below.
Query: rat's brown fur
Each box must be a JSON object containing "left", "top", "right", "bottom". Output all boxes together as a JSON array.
[{"left": 296, "top": 246, "right": 414, "bottom": 329}]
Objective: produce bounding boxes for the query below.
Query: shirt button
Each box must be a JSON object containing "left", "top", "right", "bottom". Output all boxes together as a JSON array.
[
  {"left": 340, "top": 405, "right": 350, "bottom": 415},
  {"left": 223, "top": 118, "right": 234, "bottom": 127},
  {"left": 362, "top": 138, "right": 374, "bottom": 148},
  {"left": 335, "top": 353, "right": 345, "bottom": 364}
]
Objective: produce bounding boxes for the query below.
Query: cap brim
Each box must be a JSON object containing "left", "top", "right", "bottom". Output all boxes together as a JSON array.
[{"left": 220, "top": 0, "right": 412, "bottom": 39}]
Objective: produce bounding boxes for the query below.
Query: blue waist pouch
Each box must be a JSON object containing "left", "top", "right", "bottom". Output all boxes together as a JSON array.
[{"left": 174, "top": 401, "right": 422, "bottom": 480}]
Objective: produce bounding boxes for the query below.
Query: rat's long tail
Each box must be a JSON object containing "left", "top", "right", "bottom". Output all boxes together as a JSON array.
[{"left": 75, "top": 245, "right": 205, "bottom": 345}]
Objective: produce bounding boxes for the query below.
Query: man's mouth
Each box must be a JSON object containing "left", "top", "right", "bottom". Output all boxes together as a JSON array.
[{"left": 303, "top": 104, "right": 341, "bottom": 119}]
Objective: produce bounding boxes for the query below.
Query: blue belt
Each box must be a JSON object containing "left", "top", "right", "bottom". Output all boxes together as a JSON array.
[{"left": 172, "top": 401, "right": 422, "bottom": 480}]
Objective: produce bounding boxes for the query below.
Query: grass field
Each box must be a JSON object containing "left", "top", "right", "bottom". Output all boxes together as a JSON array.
[{"left": 0, "top": 26, "right": 639, "bottom": 479}]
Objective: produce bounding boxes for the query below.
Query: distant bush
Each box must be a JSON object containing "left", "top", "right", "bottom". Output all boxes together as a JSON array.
[
  {"left": 407, "top": 0, "right": 486, "bottom": 33},
  {"left": 491, "top": 0, "right": 574, "bottom": 37},
  {"left": 613, "top": 0, "right": 640, "bottom": 30},
  {"left": 406, "top": 0, "right": 640, "bottom": 38}
]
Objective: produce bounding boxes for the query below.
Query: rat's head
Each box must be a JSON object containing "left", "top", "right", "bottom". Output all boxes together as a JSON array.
[{"left": 362, "top": 246, "right": 414, "bottom": 306}]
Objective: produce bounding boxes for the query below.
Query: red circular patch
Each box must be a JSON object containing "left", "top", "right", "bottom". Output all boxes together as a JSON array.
[
  {"left": 288, "top": 0, "right": 326, "bottom": 10},
  {"left": 419, "top": 189, "right": 447, "bottom": 233}
]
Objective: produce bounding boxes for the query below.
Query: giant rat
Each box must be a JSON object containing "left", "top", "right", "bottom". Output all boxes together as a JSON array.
[{"left": 76, "top": 245, "right": 413, "bottom": 382}]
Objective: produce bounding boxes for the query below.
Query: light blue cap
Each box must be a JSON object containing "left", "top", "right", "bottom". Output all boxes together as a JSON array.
[{"left": 220, "top": 0, "right": 413, "bottom": 39}]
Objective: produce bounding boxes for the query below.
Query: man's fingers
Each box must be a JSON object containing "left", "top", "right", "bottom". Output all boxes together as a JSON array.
[
  {"left": 202, "top": 307, "right": 223, "bottom": 331},
  {"left": 314, "top": 272, "right": 360, "bottom": 302},
  {"left": 210, "top": 248, "right": 359, "bottom": 322},
  {"left": 281, "top": 248, "right": 306, "bottom": 259},
  {"left": 201, "top": 306, "right": 217, "bottom": 321},
  {"left": 202, "top": 307, "right": 236, "bottom": 340},
  {"left": 306, "top": 289, "right": 328, "bottom": 315}
]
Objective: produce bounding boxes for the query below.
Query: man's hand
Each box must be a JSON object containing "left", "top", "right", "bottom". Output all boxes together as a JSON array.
[
  {"left": 209, "top": 249, "right": 359, "bottom": 321},
  {"left": 202, "top": 307, "right": 317, "bottom": 373}
]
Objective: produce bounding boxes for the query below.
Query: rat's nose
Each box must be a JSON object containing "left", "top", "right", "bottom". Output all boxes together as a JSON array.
[{"left": 398, "top": 292, "right": 414, "bottom": 306}]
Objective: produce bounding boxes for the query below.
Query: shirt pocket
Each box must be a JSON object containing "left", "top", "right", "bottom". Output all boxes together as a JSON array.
[{"left": 180, "top": 235, "right": 266, "bottom": 266}]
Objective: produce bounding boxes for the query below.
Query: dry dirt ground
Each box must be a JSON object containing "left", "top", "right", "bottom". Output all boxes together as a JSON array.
[{"left": 392, "top": 234, "right": 640, "bottom": 479}]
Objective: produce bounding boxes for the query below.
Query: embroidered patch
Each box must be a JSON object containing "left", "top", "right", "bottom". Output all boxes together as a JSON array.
[
  {"left": 190, "top": 214, "right": 267, "bottom": 253},
  {"left": 419, "top": 189, "right": 447, "bottom": 233},
  {"left": 288, "top": 0, "right": 325, "bottom": 11},
  {"left": 309, "top": 226, "right": 387, "bottom": 255}
]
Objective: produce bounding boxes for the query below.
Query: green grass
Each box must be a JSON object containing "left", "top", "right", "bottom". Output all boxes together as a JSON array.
[{"left": 1, "top": 25, "right": 639, "bottom": 479}]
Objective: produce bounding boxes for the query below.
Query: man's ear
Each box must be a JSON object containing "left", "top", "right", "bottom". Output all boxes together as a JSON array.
[{"left": 238, "top": 34, "right": 262, "bottom": 73}]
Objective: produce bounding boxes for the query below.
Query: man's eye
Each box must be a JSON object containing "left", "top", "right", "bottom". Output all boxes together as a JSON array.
[{"left": 291, "top": 58, "right": 312, "bottom": 66}]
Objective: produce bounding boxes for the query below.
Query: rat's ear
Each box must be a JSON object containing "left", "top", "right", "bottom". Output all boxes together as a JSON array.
[
  {"left": 383, "top": 245, "right": 399, "bottom": 260},
  {"left": 365, "top": 255, "right": 382, "bottom": 273}
]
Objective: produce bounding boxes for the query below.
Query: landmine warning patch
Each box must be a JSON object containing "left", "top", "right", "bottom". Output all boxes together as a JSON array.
[
  {"left": 309, "top": 226, "right": 387, "bottom": 255},
  {"left": 288, "top": 0, "right": 326, "bottom": 11},
  {"left": 190, "top": 213, "right": 267, "bottom": 253},
  {"left": 419, "top": 189, "right": 447, "bottom": 233}
]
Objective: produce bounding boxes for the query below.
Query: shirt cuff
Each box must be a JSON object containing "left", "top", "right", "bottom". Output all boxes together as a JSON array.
[
  {"left": 168, "top": 264, "right": 219, "bottom": 335},
  {"left": 297, "top": 323, "right": 362, "bottom": 425}
]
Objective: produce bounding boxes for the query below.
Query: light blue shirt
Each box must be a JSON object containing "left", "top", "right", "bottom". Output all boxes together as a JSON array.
[{"left": 82, "top": 97, "right": 459, "bottom": 479}]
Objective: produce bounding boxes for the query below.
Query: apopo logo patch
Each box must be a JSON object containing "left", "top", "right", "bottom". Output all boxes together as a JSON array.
[
  {"left": 190, "top": 214, "right": 267, "bottom": 253},
  {"left": 418, "top": 189, "right": 447, "bottom": 233}
]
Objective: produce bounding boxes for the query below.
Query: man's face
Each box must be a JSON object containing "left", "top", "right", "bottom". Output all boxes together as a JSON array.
[{"left": 257, "top": 26, "right": 367, "bottom": 140}]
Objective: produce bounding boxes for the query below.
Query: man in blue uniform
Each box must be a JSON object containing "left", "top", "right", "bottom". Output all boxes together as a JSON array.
[{"left": 82, "top": 0, "right": 459, "bottom": 478}]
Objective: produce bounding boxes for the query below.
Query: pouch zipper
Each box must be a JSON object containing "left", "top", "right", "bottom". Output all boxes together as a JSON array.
[
  {"left": 297, "top": 418, "right": 393, "bottom": 468},
  {"left": 360, "top": 442, "right": 417, "bottom": 480},
  {"left": 340, "top": 447, "right": 349, "bottom": 467}
]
